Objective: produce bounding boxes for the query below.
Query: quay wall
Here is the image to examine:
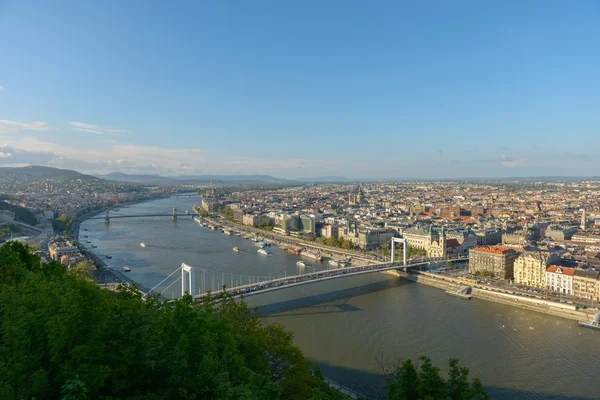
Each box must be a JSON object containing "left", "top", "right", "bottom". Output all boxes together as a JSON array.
[{"left": 396, "top": 271, "right": 592, "bottom": 322}]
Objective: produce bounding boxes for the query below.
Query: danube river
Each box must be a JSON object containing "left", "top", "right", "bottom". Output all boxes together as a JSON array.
[{"left": 81, "top": 196, "right": 600, "bottom": 399}]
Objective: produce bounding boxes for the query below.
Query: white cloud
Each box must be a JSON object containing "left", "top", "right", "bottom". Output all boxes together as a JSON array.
[
  {"left": 0, "top": 151, "right": 12, "bottom": 158},
  {"left": 0, "top": 135, "right": 340, "bottom": 177},
  {"left": 69, "top": 121, "right": 127, "bottom": 135},
  {"left": 0, "top": 85, "right": 4, "bottom": 91},
  {"left": 0, "top": 119, "right": 51, "bottom": 134}
]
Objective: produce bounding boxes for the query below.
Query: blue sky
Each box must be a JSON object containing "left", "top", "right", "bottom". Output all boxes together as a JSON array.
[{"left": 0, "top": 1, "right": 599, "bottom": 178}]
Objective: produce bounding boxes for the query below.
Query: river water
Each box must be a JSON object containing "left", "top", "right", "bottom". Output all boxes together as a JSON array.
[{"left": 81, "top": 196, "right": 600, "bottom": 399}]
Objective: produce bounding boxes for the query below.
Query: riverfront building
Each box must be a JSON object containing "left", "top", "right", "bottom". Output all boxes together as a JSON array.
[
  {"left": 402, "top": 226, "right": 433, "bottom": 250},
  {"left": 48, "top": 239, "right": 79, "bottom": 261},
  {"left": 546, "top": 266, "right": 575, "bottom": 295},
  {"left": 572, "top": 269, "right": 600, "bottom": 301},
  {"left": 513, "top": 251, "right": 559, "bottom": 288},
  {"left": 469, "top": 246, "right": 519, "bottom": 280}
]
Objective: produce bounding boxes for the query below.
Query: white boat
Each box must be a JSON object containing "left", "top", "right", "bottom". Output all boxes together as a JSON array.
[
  {"left": 328, "top": 259, "right": 339, "bottom": 267},
  {"left": 255, "top": 242, "right": 266, "bottom": 248},
  {"left": 579, "top": 312, "right": 600, "bottom": 330},
  {"left": 233, "top": 247, "right": 240, "bottom": 252},
  {"left": 258, "top": 248, "right": 270, "bottom": 255},
  {"left": 224, "top": 230, "right": 232, "bottom": 236},
  {"left": 297, "top": 261, "right": 306, "bottom": 267},
  {"left": 122, "top": 266, "right": 131, "bottom": 272},
  {"left": 140, "top": 242, "right": 146, "bottom": 248},
  {"left": 300, "top": 250, "right": 322, "bottom": 261},
  {"left": 445, "top": 285, "right": 472, "bottom": 300}
]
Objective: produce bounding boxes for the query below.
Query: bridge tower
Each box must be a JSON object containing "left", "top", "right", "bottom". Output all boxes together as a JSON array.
[
  {"left": 390, "top": 238, "right": 407, "bottom": 266},
  {"left": 172, "top": 208, "right": 177, "bottom": 221},
  {"left": 104, "top": 211, "right": 110, "bottom": 224},
  {"left": 181, "top": 263, "right": 194, "bottom": 295}
]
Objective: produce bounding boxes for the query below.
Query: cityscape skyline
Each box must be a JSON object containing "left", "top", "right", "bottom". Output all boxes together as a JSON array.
[{"left": 1, "top": 1, "right": 599, "bottom": 178}]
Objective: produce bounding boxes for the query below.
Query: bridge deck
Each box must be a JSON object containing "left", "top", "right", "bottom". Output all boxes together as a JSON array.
[{"left": 193, "top": 256, "right": 468, "bottom": 300}]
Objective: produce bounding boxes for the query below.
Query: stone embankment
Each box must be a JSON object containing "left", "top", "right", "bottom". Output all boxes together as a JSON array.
[{"left": 394, "top": 270, "right": 594, "bottom": 322}]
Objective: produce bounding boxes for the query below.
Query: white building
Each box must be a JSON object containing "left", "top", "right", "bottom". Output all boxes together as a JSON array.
[{"left": 545, "top": 266, "right": 575, "bottom": 295}]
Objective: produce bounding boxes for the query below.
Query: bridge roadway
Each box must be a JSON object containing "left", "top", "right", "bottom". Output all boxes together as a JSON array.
[
  {"left": 88, "top": 213, "right": 199, "bottom": 220},
  {"left": 193, "top": 256, "right": 468, "bottom": 300}
]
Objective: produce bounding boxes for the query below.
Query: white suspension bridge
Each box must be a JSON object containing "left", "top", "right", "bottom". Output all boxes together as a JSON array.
[{"left": 141, "top": 238, "right": 468, "bottom": 300}]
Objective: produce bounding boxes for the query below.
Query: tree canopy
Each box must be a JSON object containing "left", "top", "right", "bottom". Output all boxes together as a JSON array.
[
  {"left": 0, "top": 242, "right": 347, "bottom": 400},
  {"left": 385, "top": 357, "right": 489, "bottom": 400},
  {"left": 0, "top": 241, "right": 488, "bottom": 400}
]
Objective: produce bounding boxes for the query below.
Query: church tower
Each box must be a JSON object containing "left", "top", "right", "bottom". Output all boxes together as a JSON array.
[
  {"left": 581, "top": 209, "right": 587, "bottom": 230},
  {"left": 441, "top": 226, "right": 447, "bottom": 257}
]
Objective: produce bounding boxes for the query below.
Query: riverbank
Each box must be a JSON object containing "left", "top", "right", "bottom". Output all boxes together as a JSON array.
[
  {"left": 193, "top": 206, "right": 377, "bottom": 265},
  {"left": 74, "top": 195, "right": 178, "bottom": 295},
  {"left": 395, "top": 270, "right": 596, "bottom": 323}
]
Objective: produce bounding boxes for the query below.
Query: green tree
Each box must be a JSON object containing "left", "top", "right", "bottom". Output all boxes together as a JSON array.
[
  {"left": 0, "top": 242, "right": 348, "bottom": 400},
  {"left": 447, "top": 358, "right": 470, "bottom": 400},
  {"left": 416, "top": 356, "right": 446, "bottom": 399},
  {"left": 223, "top": 206, "right": 234, "bottom": 220},
  {"left": 385, "top": 357, "right": 489, "bottom": 400},
  {"left": 385, "top": 359, "right": 419, "bottom": 400}
]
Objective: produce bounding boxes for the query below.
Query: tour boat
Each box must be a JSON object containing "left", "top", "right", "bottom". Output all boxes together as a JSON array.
[
  {"left": 257, "top": 248, "right": 270, "bottom": 255},
  {"left": 300, "top": 250, "right": 322, "bottom": 261},
  {"left": 140, "top": 242, "right": 146, "bottom": 248}
]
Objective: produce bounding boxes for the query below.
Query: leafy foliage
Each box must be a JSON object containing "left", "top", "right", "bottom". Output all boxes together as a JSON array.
[
  {"left": 52, "top": 213, "right": 73, "bottom": 233},
  {"left": 315, "top": 236, "right": 354, "bottom": 250},
  {"left": 0, "top": 200, "right": 38, "bottom": 225},
  {"left": 0, "top": 242, "right": 347, "bottom": 400},
  {"left": 385, "top": 357, "right": 489, "bottom": 400}
]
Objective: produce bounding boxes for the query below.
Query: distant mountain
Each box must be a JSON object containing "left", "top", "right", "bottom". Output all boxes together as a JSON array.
[
  {"left": 295, "top": 176, "right": 349, "bottom": 183},
  {"left": 0, "top": 166, "right": 100, "bottom": 182},
  {"left": 177, "top": 174, "right": 290, "bottom": 183},
  {"left": 97, "top": 172, "right": 174, "bottom": 184},
  {"left": 97, "top": 172, "right": 291, "bottom": 184}
]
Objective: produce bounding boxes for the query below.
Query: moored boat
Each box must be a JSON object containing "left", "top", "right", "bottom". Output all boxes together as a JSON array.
[
  {"left": 258, "top": 248, "right": 270, "bottom": 255},
  {"left": 579, "top": 312, "right": 600, "bottom": 330},
  {"left": 300, "top": 250, "right": 322, "bottom": 261},
  {"left": 445, "top": 285, "right": 472, "bottom": 300}
]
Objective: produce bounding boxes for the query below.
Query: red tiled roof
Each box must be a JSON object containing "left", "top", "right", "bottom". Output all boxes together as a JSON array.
[
  {"left": 471, "top": 245, "right": 517, "bottom": 255},
  {"left": 546, "top": 265, "right": 575, "bottom": 276}
]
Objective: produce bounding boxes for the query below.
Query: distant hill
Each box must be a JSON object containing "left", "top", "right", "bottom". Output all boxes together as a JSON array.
[
  {"left": 97, "top": 173, "right": 292, "bottom": 184},
  {"left": 295, "top": 176, "right": 349, "bottom": 183},
  {"left": 0, "top": 166, "right": 100, "bottom": 182},
  {"left": 97, "top": 172, "right": 173, "bottom": 184}
]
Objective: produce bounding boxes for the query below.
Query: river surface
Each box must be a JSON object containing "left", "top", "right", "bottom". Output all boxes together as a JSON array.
[{"left": 81, "top": 196, "right": 600, "bottom": 400}]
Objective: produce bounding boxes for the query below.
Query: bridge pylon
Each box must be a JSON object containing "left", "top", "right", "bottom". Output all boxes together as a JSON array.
[
  {"left": 172, "top": 208, "right": 177, "bottom": 221},
  {"left": 181, "top": 263, "right": 194, "bottom": 295},
  {"left": 391, "top": 237, "right": 407, "bottom": 266},
  {"left": 104, "top": 211, "right": 110, "bottom": 224}
]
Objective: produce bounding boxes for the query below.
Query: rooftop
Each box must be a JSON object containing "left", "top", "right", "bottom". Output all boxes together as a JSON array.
[
  {"left": 546, "top": 265, "right": 575, "bottom": 276},
  {"left": 471, "top": 245, "right": 517, "bottom": 255}
]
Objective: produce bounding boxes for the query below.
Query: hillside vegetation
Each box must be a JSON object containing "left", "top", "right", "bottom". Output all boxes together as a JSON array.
[{"left": 0, "top": 242, "right": 488, "bottom": 400}]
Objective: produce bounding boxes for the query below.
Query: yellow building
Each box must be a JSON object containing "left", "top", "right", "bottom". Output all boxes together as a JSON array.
[{"left": 513, "top": 251, "right": 558, "bottom": 288}]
